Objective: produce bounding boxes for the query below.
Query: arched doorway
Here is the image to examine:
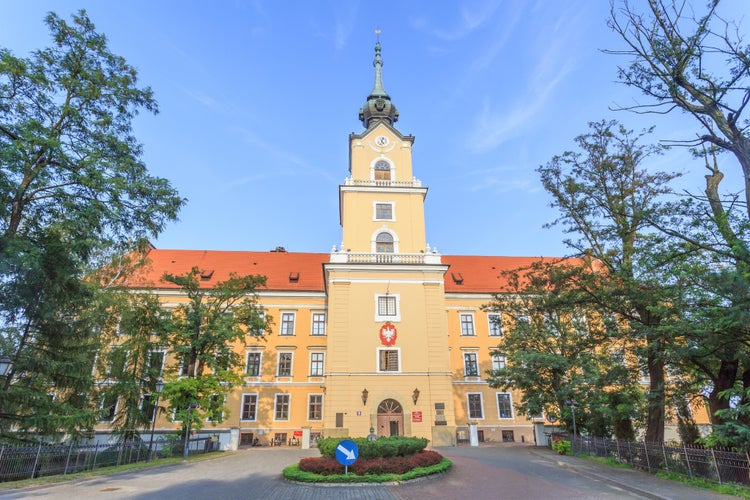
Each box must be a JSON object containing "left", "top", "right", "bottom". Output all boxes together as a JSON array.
[{"left": 377, "top": 399, "right": 403, "bottom": 437}]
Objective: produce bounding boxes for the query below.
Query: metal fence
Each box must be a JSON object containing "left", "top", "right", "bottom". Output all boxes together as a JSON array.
[
  {"left": 562, "top": 434, "right": 750, "bottom": 486},
  {"left": 0, "top": 437, "right": 218, "bottom": 482}
]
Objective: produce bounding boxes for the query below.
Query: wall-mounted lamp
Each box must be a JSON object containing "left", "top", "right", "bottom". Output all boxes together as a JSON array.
[
  {"left": 361, "top": 388, "right": 369, "bottom": 405},
  {"left": 412, "top": 388, "right": 420, "bottom": 405},
  {"left": 319, "top": 385, "right": 326, "bottom": 394}
]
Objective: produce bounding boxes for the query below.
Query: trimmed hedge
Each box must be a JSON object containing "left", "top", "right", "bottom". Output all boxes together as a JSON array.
[
  {"left": 299, "top": 450, "right": 443, "bottom": 475},
  {"left": 317, "top": 436, "right": 429, "bottom": 459},
  {"left": 283, "top": 456, "right": 452, "bottom": 484}
]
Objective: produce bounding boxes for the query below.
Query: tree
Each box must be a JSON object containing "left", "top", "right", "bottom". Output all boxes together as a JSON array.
[
  {"left": 96, "top": 293, "right": 170, "bottom": 442},
  {"left": 485, "top": 259, "right": 642, "bottom": 439},
  {"left": 160, "top": 267, "right": 271, "bottom": 434},
  {"left": 538, "top": 119, "right": 679, "bottom": 442},
  {"left": 608, "top": 0, "right": 750, "bottom": 218},
  {"left": 0, "top": 10, "right": 183, "bottom": 440}
]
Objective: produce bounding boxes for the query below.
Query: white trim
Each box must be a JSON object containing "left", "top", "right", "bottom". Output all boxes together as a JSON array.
[
  {"left": 279, "top": 311, "right": 296, "bottom": 336},
  {"left": 496, "top": 392, "right": 514, "bottom": 419},
  {"left": 276, "top": 351, "right": 294, "bottom": 377},
  {"left": 369, "top": 156, "right": 396, "bottom": 181},
  {"left": 307, "top": 393, "right": 324, "bottom": 421},
  {"left": 240, "top": 393, "right": 259, "bottom": 422},
  {"left": 371, "top": 226, "right": 400, "bottom": 254},
  {"left": 459, "top": 312, "right": 476, "bottom": 336},
  {"left": 487, "top": 313, "right": 504, "bottom": 337},
  {"left": 463, "top": 352, "right": 479, "bottom": 377},
  {"left": 376, "top": 347, "right": 401, "bottom": 373},
  {"left": 309, "top": 351, "right": 325, "bottom": 377},
  {"left": 467, "top": 392, "right": 484, "bottom": 420},
  {"left": 273, "top": 393, "right": 291, "bottom": 421},
  {"left": 310, "top": 311, "right": 327, "bottom": 336},
  {"left": 374, "top": 293, "right": 401, "bottom": 322},
  {"left": 244, "top": 351, "right": 263, "bottom": 378},
  {"left": 372, "top": 200, "right": 396, "bottom": 221}
]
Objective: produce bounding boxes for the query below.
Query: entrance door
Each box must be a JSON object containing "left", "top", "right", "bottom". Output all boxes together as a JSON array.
[{"left": 376, "top": 399, "right": 403, "bottom": 437}]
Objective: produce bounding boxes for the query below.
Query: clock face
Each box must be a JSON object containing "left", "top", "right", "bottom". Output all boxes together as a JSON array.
[{"left": 375, "top": 135, "right": 389, "bottom": 147}]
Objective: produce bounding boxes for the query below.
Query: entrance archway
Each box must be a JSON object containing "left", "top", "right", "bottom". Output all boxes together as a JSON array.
[{"left": 376, "top": 399, "right": 403, "bottom": 437}]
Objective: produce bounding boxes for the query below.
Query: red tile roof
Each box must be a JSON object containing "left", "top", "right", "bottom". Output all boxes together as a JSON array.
[{"left": 126, "top": 248, "right": 566, "bottom": 294}]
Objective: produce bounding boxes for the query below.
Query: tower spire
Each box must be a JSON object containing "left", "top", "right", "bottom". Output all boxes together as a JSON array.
[{"left": 359, "top": 31, "right": 399, "bottom": 129}]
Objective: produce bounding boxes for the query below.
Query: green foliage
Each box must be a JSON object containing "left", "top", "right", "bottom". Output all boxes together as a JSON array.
[
  {"left": 316, "top": 436, "right": 428, "bottom": 459},
  {"left": 282, "top": 457, "right": 451, "bottom": 484},
  {"left": 0, "top": 9, "right": 182, "bottom": 440},
  {"left": 552, "top": 439, "right": 571, "bottom": 455}
]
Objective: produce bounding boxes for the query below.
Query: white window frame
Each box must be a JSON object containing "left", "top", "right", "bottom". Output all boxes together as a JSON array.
[
  {"left": 375, "top": 293, "right": 401, "bottom": 322},
  {"left": 460, "top": 312, "right": 476, "bottom": 336},
  {"left": 467, "top": 392, "right": 484, "bottom": 420},
  {"left": 373, "top": 201, "right": 395, "bottom": 221},
  {"left": 279, "top": 311, "right": 296, "bottom": 336},
  {"left": 376, "top": 347, "right": 401, "bottom": 373},
  {"left": 205, "top": 394, "right": 225, "bottom": 422},
  {"left": 496, "top": 392, "right": 514, "bottom": 419},
  {"left": 99, "top": 394, "right": 119, "bottom": 423},
  {"left": 277, "top": 352, "right": 294, "bottom": 377},
  {"left": 308, "top": 393, "right": 324, "bottom": 421},
  {"left": 240, "top": 393, "right": 259, "bottom": 422},
  {"left": 147, "top": 350, "right": 166, "bottom": 378},
  {"left": 491, "top": 354, "right": 507, "bottom": 371},
  {"left": 245, "top": 351, "right": 262, "bottom": 377},
  {"left": 309, "top": 352, "right": 325, "bottom": 377},
  {"left": 274, "top": 393, "right": 291, "bottom": 421},
  {"left": 370, "top": 227, "right": 400, "bottom": 254},
  {"left": 311, "top": 311, "right": 326, "bottom": 336},
  {"left": 370, "top": 157, "right": 396, "bottom": 181},
  {"left": 487, "top": 313, "right": 503, "bottom": 337},
  {"left": 463, "top": 352, "right": 479, "bottom": 377}
]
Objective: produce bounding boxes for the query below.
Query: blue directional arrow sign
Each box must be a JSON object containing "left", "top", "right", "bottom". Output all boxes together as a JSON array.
[{"left": 335, "top": 439, "right": 359, "bottom": 466}]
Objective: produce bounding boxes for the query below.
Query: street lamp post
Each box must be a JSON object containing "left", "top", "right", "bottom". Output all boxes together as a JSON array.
[
  {"left": 565, "top": 400, "right": 579, "bottom": 454},
  {"left": 146, "top": 378, "right": 165, "bottom": 463},
  {"left": 183, "top": 402, "right": 199, "bottom": 460}
]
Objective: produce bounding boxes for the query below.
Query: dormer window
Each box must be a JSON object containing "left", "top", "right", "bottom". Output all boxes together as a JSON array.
[
  {"left": 374, "top": 160, "right": 391, "bottom": 181},
  {"left": 376, "top": 232, "right": 394, "bottom": 253}
]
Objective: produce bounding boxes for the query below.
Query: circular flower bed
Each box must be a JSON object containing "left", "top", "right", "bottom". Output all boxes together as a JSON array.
[{"left": 283, "top": 436, "right": 451, "bottom": 483}]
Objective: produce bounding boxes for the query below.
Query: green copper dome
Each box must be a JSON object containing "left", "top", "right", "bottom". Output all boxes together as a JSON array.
[{"left": 359, "top": 40, "right": 399, "bottom": 129}]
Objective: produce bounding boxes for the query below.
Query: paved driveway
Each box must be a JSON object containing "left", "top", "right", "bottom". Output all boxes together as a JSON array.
[{"left": 0, "top": 445, "right": 736, "bottom": 499}]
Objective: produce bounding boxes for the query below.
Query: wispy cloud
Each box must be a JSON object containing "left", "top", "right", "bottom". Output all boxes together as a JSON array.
[
  {"left": 464, "top": 165, "right": 541, "bottom": 193},
  {"left": 183, "top": 88, "right": 220, "bottom": 109},
  {"left": 311, "top": 2, "right": 358, "bottom": 51},
  {"left": 466, "top": 8, "right": 584, "bottom": 153},
  {"left": 417, "top": 0, "right": 502, "bottom": 41}
]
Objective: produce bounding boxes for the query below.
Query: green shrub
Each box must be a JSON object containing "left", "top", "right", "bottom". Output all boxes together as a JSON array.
[
  {"left": 316, "top": 436, "right": 429, "bottom": 459},
  {"left": 284, "top": 457, "right": 452, "bottom": 484},
  {"left": 552, "top": 439, "right": 571, "bottom": 455}
]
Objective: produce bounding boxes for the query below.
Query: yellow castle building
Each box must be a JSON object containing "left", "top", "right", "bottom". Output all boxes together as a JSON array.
[{"left": 98, "top": 42, "right": 654, "bottom": 450}]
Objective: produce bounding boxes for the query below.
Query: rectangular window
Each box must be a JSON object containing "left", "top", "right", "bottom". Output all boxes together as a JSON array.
[
  {"left": 488, "top": 313, "right": 503, "bottom": 337},
  {"left": 378, "top": 349, "right": 400, "bottom": 372},
  {"left": 378, "top": 296, "right": 397, "bottom": 316},
  {"left": 146, "top": 351, "right": 165, "bottom": 379},
  {"left": 241, "top": 394, "right": 258, "bottom": 421},
  {"left": 280, "top": 312, "right": 296, "bottom": 336},
  {"left": 375, "top": 202, "right": 393, "bottom": 220},
  {"left": 277, "top": 352, "right": 293, "bottom": 377},
  {"left": 311, "top": 312, "right": 326, "bottom": 335},
  {"left": 460, "top": 313, "right": 475, "bottom": 336},
  {"left": 179, "top": 353, "right": 191, "bottom": 377},
  {"left": 245, "top": 352, "right": 261, "bottom": 376},
  {"left": 497, "top": 393, "right": 513, "bottom": 419},
  {"left": 492, "top": 354, "right": 507, "bottom": 371},
  {"left": 308, "top": 394, "right": 323, "bottom": 421},
  {"left": 310, "top": 352, "right": 324, "bottom": 376},
  {"left": 100, "top": 394, "right": 118, "bottom": 422},
  {"left": 464, "top": 353, "right": 479, "bottom": 376},
  {"left": 141, "top": 394, "right": 157, "bottom": 422},
  {"left": 467, "top": 393, "right": 484, "bottom": 420},
  {"left": 274, "top": 394, "right": 290, "bottom": 420},
  {"left": 106, "top": 347, "right": 128, "bottom": 379}
]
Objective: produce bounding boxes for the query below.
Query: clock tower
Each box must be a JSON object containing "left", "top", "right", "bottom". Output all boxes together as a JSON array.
[{"left": 323, "top": 40, "right": 456, "bottom": 445}]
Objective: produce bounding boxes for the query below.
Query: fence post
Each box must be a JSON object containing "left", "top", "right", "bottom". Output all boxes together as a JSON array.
[
  {"left": 661, "top": 443, "right": 669, "bottom": 472},
  {"left": 615, "top": 439, "right": 620, "bottom": 462},
  {"left": 643, "top": 442, "right": 652, "bottom": 472},
  {"left": 710, "top": 447, "right": 722, "bottom": 484},
  {"left": 92, "top": 442, "right": 100, "bottom": 470},
  {"left": 30, "top": 443, "right": 43, "bottom": 479},
  {"left": 683, "top": 443, "right": 693, "bottom": 479},
  {"left": 64, "top": 441, "right": 74, "bottom": 475}
]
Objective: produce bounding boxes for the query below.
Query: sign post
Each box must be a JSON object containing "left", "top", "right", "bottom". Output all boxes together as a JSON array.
[{"left": 335, "top": 439, "right": 359, "bottom": 474}]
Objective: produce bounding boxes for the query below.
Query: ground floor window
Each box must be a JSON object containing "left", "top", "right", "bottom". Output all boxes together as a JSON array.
[
  {"left": 467, "top": 393, "right": 484, "bottom": 420},
  {"left": 274, "top": 394, "right": 290, "bottom": 420},
  {"left": 241, "top": 394, "right": 258, "bottom": 421},
  {"left": 308, "top": 394, "right": 323, "bottom": 420},
  {"left": 497, "top": 392, "right": 513, "bottom": 419}
]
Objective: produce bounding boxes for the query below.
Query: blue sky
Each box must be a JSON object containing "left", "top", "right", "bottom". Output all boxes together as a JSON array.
[{"left": 1, "top": 1, "right": 746, "bottom": 257}]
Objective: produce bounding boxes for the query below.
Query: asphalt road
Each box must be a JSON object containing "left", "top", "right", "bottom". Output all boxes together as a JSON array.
[{"left": 0, "top": 445, "right": 737, "bottom": 499}]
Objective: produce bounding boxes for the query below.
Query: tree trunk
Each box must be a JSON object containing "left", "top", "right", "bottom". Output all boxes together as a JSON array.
[
  {"left": 644, "top": 349, "right": 665, "bottom": 443},
  {"left": 706, "top": 360, "right": 738, "bottom": 426}
]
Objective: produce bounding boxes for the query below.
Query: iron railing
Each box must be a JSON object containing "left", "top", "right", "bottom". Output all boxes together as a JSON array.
[
  {"left": 556, "top": 434, "right": 750, "bottom": 486},
  {"left": 0, "top": 437, "right": 218, "bottom": 482}
]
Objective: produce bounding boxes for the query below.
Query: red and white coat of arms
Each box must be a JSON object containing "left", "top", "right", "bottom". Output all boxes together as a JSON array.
[{"left": 379, "top": 323, "right": 397, "bottom": 346}]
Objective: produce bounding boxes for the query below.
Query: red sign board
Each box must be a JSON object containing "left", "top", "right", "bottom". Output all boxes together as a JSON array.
[
  {"left": 412, "top": 411, "right": 423, "bottom": 422},
  {"left": 293, "top": 430, "right": 303, "bottom": 437},
  {"left": 379, "top": 323, "right": 397, "bottom": 346}
]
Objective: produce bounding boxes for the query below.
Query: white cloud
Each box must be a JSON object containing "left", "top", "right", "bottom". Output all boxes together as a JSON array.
[{"left": 411, "top": 0, "right": 501, "bottom": 41}]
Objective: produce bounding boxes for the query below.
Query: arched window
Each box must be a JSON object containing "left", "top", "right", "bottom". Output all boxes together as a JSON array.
[
  {"left": 376, "top": 232, "right": 394, "bottom": 253},
  {"left": 374, "top": 160, "right": 391, "bottom": 181}
]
